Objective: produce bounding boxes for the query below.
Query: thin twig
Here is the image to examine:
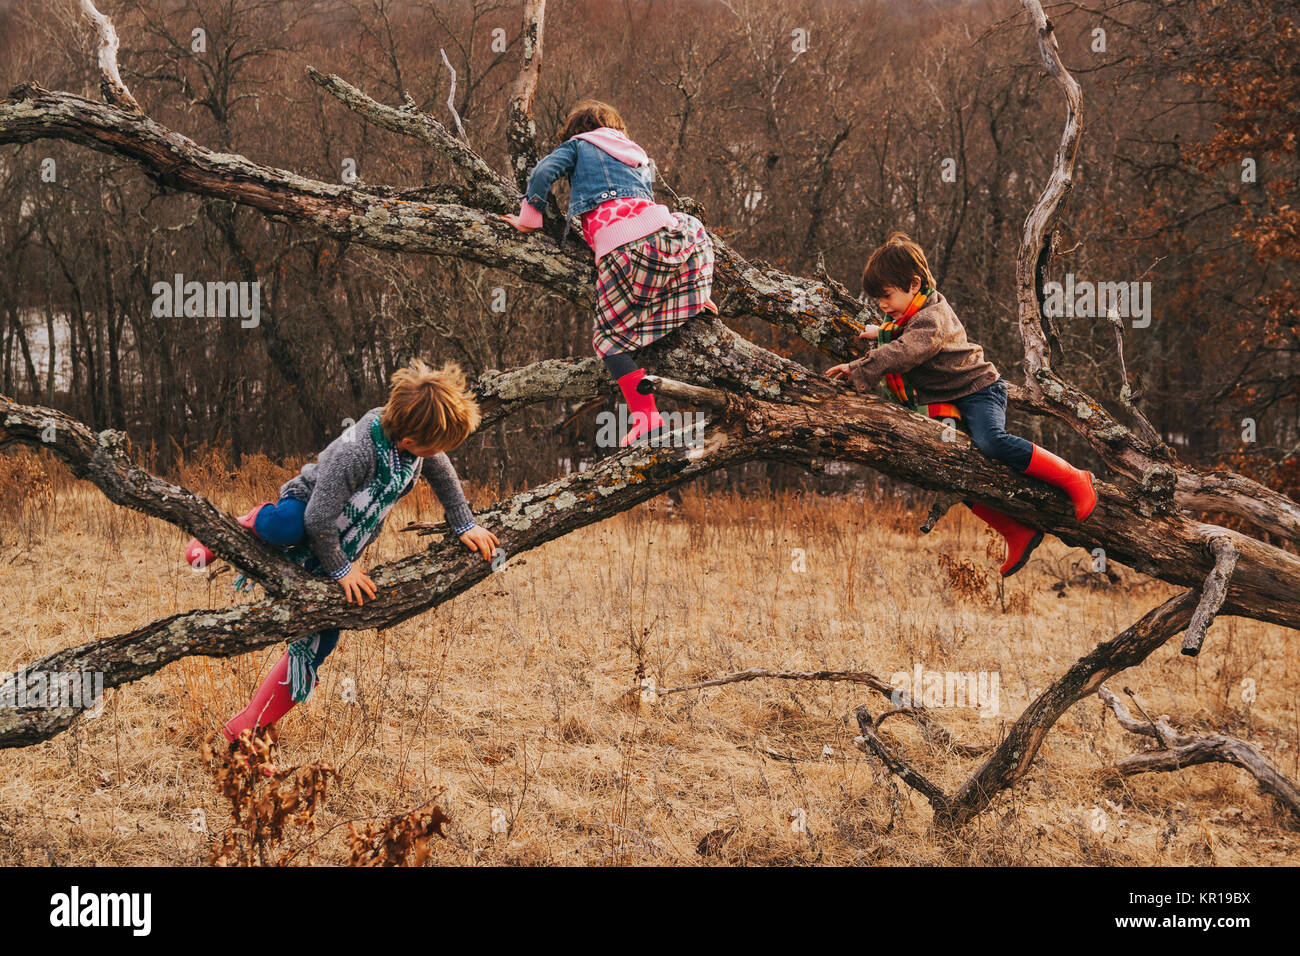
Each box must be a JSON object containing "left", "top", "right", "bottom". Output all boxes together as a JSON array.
[
  {"left": 439, "top": 49, "right": 468, "bottom": 143},
  {"left": 1108, "top": 308, "right": 1163, "bottom": 445}
]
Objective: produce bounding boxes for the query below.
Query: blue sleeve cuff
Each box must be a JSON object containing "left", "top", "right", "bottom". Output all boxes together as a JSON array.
[
  {"left": 329, "top": 561, "right": 352, "bottom": 580},
  {"left": 453, "top": 519, "right": 476, "bottom": 536}
]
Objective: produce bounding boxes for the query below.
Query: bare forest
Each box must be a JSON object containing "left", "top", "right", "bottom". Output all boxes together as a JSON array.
[{"left": 0, "top": 0, "right": 1297, "bottom": 869}]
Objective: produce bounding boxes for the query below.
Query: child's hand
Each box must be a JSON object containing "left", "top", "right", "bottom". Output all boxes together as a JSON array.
[
  {"left": 460, "top": 526, "right": 500, "bottom": 561},
  {"left": 826, "top": 363, "right": 854, "bottom": 382},
  {"left": 859, "top": 324, "right": 880, "bottom": 341},
  {"left": 338, "top": 566, "right": 378, "bottom": 605},
  {"left": 499, "top": 213, "right": 536, "bottom": 233}
]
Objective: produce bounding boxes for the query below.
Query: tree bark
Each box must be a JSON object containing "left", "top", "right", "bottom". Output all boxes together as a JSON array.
[{"left": 0, "top": 0, "right": 1297, "bottom": 834}]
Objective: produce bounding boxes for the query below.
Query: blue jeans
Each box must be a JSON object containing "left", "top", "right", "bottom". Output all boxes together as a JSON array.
[
  {"left": 952, "top": 380, "right": 1034, "bottom": 472},
  {"left": 254, "top": 497, "right": 341, "bottom": 666},
  {"left": 253, "top": 496, "right": 307, "bottom": 547}
]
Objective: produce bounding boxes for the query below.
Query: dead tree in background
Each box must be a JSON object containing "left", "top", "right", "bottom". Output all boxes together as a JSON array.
[{"left": 1, "top": 0, "right": 1298, "bottom": 829}]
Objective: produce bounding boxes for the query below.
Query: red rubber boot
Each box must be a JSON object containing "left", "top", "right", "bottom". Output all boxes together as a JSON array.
[
  {"left": 222, "top": 650, "right": 297, "bottom": 742},
  {"left": 184, "top": 501, "right": 272, "bottom": 569},
  {"left": 1023, "top": 445, "right": 1098, "bottom": 521},
  {"left": 617, "top": 368, "right": 665, "bottom": 447},
  {"left": 969, "top": 503, "right": 1045, "bottom": 577}
]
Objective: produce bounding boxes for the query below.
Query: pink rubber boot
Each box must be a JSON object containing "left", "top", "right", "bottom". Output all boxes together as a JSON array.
[
  {"left": 222, "top": 650, "right": 298, "bottom": 742},
  {"left": 617, "top": 368, "right": 665, "bottom": 447},
  {"left": 184, "top": 501, "right": 272, "bottom": 569}
]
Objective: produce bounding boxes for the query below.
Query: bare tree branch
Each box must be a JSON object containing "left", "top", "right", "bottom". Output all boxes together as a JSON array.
[
  {"left": 79, "top": 0, "right": 141, "bottom": 113},
  {"left": 854, "top": 705, "right": 953, "bottom": 815},
  {"left": 1002, "top": 0, "right": 1300, "bottom": 545},
  {"left": 1098, "top": 686, "right": 1300, "bottom": 819},
  {"left": 305, "top": 66, "right": 513, "bottom": 211},
  {"left": 1108, "top": 307, "right": 1163, "bottom": 447},
  {"left": 0, "top": 400, "right": 316, "bottom": 596},
  {"left": 935, "top": 591, "right": 1198, "bottom": 827},
  {"left": 1182, "top": 535, "right": 1240, "bottom": 657},
  {"left": 0, "top": 400, "right": 761, "bottom": 749},
  {"left": 852, "top": 593, "right": 1201, "bottom": 829},
  {"left": 437, "top": 48, "right": 468, "bottom": 143},
  {"left": 656, "top": 666, "right": 898, "bottom": 698}
]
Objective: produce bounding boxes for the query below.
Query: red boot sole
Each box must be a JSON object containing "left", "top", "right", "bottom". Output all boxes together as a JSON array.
[{"left": 1001, "top": 531, "right": 1045, "bottom": 577}]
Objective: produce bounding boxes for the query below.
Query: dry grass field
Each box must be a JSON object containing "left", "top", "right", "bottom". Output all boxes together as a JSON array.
[{"left": 1, "top": 448, "right": 1297, "bottom": 866}]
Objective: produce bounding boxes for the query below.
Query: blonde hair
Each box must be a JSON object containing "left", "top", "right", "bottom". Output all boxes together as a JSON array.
[
  {"left": 861, "top": 232, "right": 937, "bottom": 298},
  {"left": 380, "top": 359, "right": 481, "bottom": 453}
]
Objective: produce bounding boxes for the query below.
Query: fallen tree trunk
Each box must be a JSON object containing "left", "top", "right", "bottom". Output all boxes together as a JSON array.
[
  {"left": 4, "top": 79, "right": 1293, "bottom": 544},
  {"left": 0, "top": 0, "right": 1296, "bottom": 834}
]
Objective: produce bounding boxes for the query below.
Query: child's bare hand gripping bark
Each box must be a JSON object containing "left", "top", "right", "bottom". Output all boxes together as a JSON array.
[
  {"left": 460, "top": 525, "right": 500, "bottom": 561},
  {"left": 827, "top": 324, "right": 881, "bottom": 382},
  {"left": 338, "top": 565, "right": 378, "bottom": 605}
]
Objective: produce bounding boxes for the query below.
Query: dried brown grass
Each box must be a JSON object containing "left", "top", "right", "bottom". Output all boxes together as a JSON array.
[{"left": 0, "top": 447, "right": 1297, "bottom": 865}]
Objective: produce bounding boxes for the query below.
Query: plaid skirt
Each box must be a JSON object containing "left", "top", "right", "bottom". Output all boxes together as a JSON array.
[{"left": 592, "top": 212, "right": 715, "bottom": 357}]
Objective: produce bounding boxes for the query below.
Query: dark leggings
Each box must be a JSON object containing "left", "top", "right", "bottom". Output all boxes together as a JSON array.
[
  {"left": 952, "top": 380, "right": 1034, "bottom": 472},
  {"left": 253, "top": 497, "right": 341, "bottom": 667},
  {"left": 312, "top": 630, "right": 341, "bottom": 667},
  {"left": 603, "top": 350, "right": 640, "bottom": 380}
]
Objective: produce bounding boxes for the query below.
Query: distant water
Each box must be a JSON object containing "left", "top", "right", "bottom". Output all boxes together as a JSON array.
[{"left": 15, "top": 309, "right": 74, "bottom": 390}]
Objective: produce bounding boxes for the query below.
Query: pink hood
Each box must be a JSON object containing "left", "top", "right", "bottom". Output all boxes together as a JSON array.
[{"left": 572, "top": 127, "right": 648, "bottom": 167}]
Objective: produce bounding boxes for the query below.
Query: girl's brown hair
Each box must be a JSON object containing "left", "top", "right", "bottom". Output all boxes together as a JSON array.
[
  {"left": 861, "top": 232, "right": 937, "bottom": 298},
  {"left": 381, "top": 359, "right": 481, "bottom": 453},
  {"left": 558, "top": 99, "right": 627, "bottom": 143}
]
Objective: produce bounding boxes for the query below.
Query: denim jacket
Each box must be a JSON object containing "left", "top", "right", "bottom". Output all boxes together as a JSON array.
[{"left": 521, "top": 137, "right": 657, "bottom": 240}]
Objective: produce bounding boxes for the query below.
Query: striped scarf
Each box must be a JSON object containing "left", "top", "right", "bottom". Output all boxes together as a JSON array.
[
  {"left": 282, "top": 415, "right": 422, "bottom": 701},
  {"left": 875, "top": 285, "right": 963, "bottom": 422}
]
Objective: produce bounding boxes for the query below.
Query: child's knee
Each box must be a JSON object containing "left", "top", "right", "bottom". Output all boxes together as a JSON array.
[
  {"left": 982, "top": 432, "right": 1032, "bottom": 469},
  {"left": 971, "top": 428, "right": 1021, "bottom": 464},
  {"left": 256, "top": 499, "right": 306, "bottom": 546},
  {"left": 257, "top": 520, "right": 300, "bottom": 548}
]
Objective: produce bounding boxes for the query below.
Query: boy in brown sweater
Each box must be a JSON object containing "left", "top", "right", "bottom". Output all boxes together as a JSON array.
[{"left": 827, "top": 233, "right": 1097, "bottom": 576}]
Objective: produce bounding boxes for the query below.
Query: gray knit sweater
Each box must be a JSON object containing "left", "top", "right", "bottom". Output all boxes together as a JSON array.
[{"left": 279, "top": 407, "right": 477, "bottom": 579}]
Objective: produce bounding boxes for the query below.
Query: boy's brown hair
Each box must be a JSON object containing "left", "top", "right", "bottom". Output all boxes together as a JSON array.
[
  {"left": 559, "top": 99, "right": 627, "bottom": 143},
  {"left": 861, "top": 232, "right": 937, "bottom": 299},
  {"left": 381, "top": 359, "right": 481, "bottom": 453}
]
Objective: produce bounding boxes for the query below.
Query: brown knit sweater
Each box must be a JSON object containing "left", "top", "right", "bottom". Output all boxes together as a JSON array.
[{"left": 846, "top": 291, "right": 1000, "bottom": 404}]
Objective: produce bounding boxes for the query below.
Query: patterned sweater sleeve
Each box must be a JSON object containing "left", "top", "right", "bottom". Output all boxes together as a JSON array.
[
  {"left": 422, "top": 453, "right": 476, "bottom": 535},
  {"left": 303, "top": 433, "right": 375, "bottom": 580}
]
